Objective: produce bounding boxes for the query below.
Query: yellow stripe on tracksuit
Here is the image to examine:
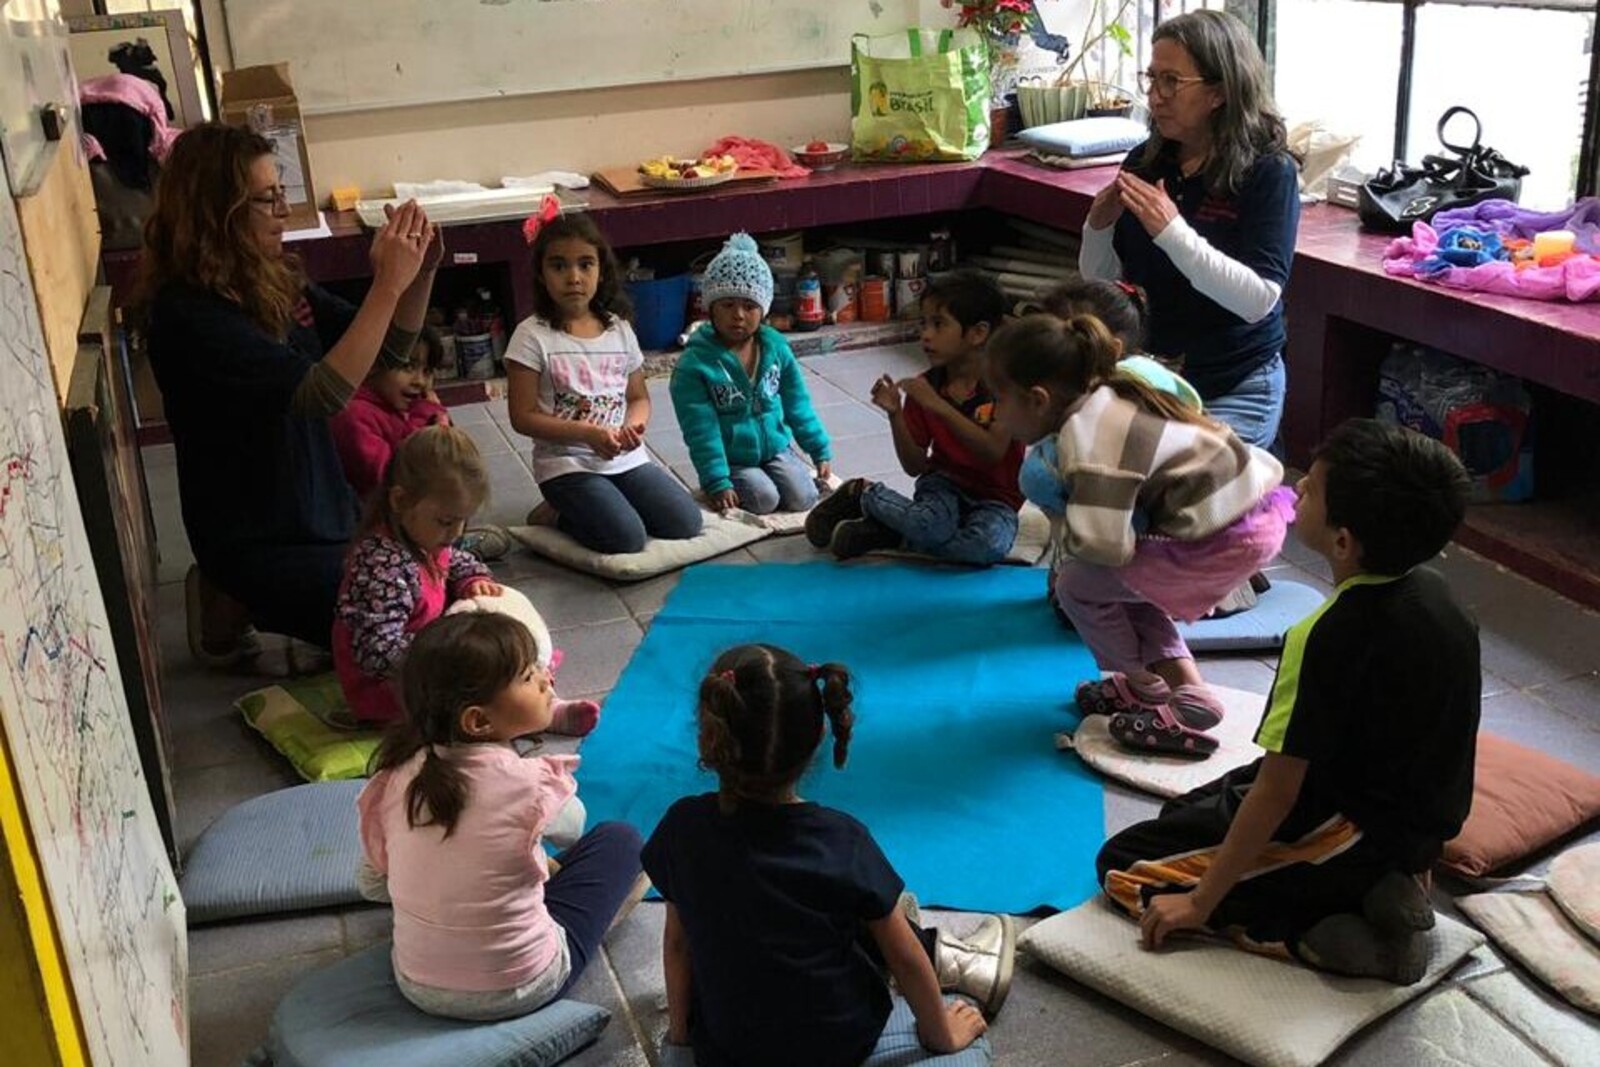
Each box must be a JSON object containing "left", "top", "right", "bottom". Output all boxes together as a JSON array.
[{"left": 1103, "top": 815, "right": 1364, "bottom": 919}]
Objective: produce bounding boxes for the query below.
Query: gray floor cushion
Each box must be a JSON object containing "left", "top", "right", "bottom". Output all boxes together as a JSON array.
[
  {"left": 245, "top": 942, "right": 609, "bottom": 1067},
  {"left": 181, "top": 780, "right": 364, "bottom": 924},
  {"left": 1176, "top": 579, "right": 1325, "bottom": 652},
  {"left": 657, "top": 995, "right": 991, "bottom": 1066}
]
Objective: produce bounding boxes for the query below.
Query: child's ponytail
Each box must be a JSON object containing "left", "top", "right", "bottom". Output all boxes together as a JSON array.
[
  {"left": 814, "top": 662, "right": 854, "bottom": 770},
  {"left": 695, "top": 646, "right": 854, "bottom": 810},
  {"left": 407, "top": 743, "right": 468, "bottom": 839}
]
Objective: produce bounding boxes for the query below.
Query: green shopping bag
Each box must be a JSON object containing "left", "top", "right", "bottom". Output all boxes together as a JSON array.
[{"left": 851, "top": 28, "right": 990, "bottom": 163}]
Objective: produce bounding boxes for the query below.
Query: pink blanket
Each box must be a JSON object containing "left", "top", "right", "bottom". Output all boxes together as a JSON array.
[
  {"left": 79, "top": 73, "right": 181, "bottom": 165},
  {"left": 1383, "top": 222, "right": 1600, "bottom": 302}
]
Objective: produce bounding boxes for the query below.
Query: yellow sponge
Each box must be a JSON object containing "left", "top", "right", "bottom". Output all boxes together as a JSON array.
[{"left": 330, "top": 185, "right": 361, "bottom": 212}]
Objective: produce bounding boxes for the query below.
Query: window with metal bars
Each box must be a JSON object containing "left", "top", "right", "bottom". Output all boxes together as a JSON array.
[{"left": 1079, "top": 0, "right": 1598, "bottom": 205}]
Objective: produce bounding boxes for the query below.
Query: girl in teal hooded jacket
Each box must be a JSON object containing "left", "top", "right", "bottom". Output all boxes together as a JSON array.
[{"left": 670, "top": 234, "right": 833, "bottom": 514}]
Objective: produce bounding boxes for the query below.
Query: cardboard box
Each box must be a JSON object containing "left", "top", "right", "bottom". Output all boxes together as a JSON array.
[{"left": 220, "top": 64, "right": 319, "bottom": 231}]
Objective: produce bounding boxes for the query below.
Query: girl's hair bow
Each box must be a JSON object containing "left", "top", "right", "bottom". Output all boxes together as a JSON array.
[{"left": 521, "top": 194, "right": 562, "bottom": 245}]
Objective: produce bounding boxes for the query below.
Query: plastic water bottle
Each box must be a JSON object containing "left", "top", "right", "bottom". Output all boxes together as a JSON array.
[{"left": 794, "top": 259, "right": 825, "bottom": 332}]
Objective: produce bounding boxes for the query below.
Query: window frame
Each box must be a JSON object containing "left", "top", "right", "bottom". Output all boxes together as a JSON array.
[{"left": 1154, "top": 0, "right": 1599, "bottom": 197}]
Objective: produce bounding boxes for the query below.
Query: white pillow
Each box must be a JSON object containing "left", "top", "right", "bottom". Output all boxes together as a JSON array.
[
  {"left": 1058, "top": 684, "right": 1266, "bottom": 800},
  {"left": 509, "top": 510, "right": 768, "bottom": 581},
  {"left": 1017, "top": 117, "right": 1147, "bottom": 159},
  {"left": 700, "top": 472, "right": 842, "bottom": 537},
  {"left": 1020, "top": 898, "right": 1484, "bottom": 1067},
  {"left": 445, "top": 585, "right": 554, "bottom": 667}
]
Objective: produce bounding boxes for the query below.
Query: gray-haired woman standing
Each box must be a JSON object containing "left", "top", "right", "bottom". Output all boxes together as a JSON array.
[{"left": 1079, "top": 9, "right": 1299, "bottom": 450}]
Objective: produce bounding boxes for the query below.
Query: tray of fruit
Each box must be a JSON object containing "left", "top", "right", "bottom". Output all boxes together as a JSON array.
[{"left": 638, "top": 154, "right": 740, "bottom": 190}]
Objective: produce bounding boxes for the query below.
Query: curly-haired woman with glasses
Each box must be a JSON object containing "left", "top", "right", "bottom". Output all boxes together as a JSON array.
[
  {"left": 139, "top": 122, "right": 440, "bottom": 665},
  {"left": 1079, "top": 10, "right": 1299, "bottom": 452}
]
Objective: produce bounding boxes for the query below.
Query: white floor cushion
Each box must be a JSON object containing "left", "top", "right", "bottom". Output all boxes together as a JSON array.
[
  {"left": 509, "top": 510, "right": 768, "bottom": 581},
  {"left": 1459, "top": 889, "right": 1600, "bottom": 1017},
  {"left": 699, "top": 472, "right": 841, "bottom": 537},
  {"left": 1020, "top": 897, "right": 1483, "bottom": 1067},
  {"left": 1057, "top": 685, "right": 1266, "bottom": 800},
  {"left": 1547, "top": 843, "right": 1600, "bottom": 946}
]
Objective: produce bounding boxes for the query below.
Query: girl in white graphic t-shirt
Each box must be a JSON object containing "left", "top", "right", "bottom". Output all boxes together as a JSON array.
[{"left": 506, "top": 212, "right": 702, "bottom": 553}]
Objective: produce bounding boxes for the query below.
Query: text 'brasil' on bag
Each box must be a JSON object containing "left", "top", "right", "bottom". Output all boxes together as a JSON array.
[
  {"left": 851, "top": 28, "right": 990, "bottom": 163},
  {"left": 1358, "top": 106, "right": 1529, "bottom": 233}
]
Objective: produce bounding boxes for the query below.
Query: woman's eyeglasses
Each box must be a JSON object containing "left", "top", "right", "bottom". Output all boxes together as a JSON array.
[
  {"left": 246, "top": 186, "right": 291, "bottom": 215},
  {"left": 1137, "top": 69, "right": 1211, "bottom": 100}
]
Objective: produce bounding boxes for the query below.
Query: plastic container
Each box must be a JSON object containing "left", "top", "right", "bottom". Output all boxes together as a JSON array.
[
  {"left": 860, "top": 276, "right": 891, "bottom": 321},
  {"left": 625, "top": 273, "right": 693, "bottom": 350},
  {"left": 757, "top": 231, "right": 805, "bottom": 271},
  {"left": 686, "top": 251, "right": 717, "bottom": 321},
  {"left": 794, "top": 259, "right": 825, "bottom": 332}
]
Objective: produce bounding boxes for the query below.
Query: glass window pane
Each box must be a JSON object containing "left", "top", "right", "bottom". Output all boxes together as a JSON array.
[
  {"left": 1409, "top": 4, "right": 1590, "bottom": 210},
  {"left": 1274, "top": 0, "right": 1403, "bottom": 175}
]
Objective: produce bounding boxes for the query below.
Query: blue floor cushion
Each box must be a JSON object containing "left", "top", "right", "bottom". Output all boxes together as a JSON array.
[
  {"left": 247, "top": 942, "right": 610, "bottom": 1067},
  {"left": 181, "top": 780, "right": 365, "bottom": 924},
  {"left": 657, "top": 995, "right": 991, "bottom": 1066},
  {"left": 1176, "top": 579, "right": 1325, "bottom": 652}
]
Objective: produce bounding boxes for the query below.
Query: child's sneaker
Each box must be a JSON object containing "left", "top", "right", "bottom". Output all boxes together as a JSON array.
[
  {"left": 935, "top": 913, "right": 1016, "bottom": 1017},
  {"left": 184, "top": 565, "right": 262, "bottom": 670},
  {"left": 549, "top": 698, "right": 601, "bottom": 737},
  {"left": 459, "top": 525, "right": 512, "bottom": 563},
  {"left": 804, "top": 477, "right": 868, "bottom": 548},
  {"left": 830, "top": 516, "right": 900, "bottom": 560}
]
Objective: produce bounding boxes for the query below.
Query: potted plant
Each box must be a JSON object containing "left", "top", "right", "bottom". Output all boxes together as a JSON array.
[
  {"left": 942, "top": 0, "right": 1041, "bottom": 144},
  {"left": 1009, "top": 0, "right": 1137, "bottom": 128},
  {"left": 1086, "top": 85, "right": 1135, "bottom": 119}
]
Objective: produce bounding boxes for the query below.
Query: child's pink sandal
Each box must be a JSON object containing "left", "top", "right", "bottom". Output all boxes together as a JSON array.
[
  {"left": 1107, "top": 704, "right": 1219, "bottom": 759},
  {"left": 1169, "top": 684, "right": 1226, "bottom": 732},
  {"left": 1075, "top": 673, "right": 1173, "bottom": 717}
]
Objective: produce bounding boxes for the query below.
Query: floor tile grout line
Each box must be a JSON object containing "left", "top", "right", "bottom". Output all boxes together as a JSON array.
[
  {"left": 1454, "top": 975, "right": 1565, "bottom": 1067},
  {"left": 599, "top": 940, "right": 660, "bottom": 1066}
]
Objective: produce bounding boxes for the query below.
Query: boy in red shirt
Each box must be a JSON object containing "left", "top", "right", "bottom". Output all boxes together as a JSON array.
[{"left": 806, "top": 272, "right": 1023, "bottom": 564}]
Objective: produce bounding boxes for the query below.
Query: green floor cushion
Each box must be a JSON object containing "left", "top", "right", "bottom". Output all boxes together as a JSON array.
[
  {"left": 181, "top": 780, "right": 365, "bottom": 924},
  {"left": 1020, "top": 897, "right": 1483, "bottom": 1067},
  {"left": 656, "top": 995, "right": 992, "bottom": 1066},
  {"left": 237, "top": 672, "right": 383, "bottom": 782},
  {"left": 245, "top": 942, "right": 609, "bottom": 1067}
]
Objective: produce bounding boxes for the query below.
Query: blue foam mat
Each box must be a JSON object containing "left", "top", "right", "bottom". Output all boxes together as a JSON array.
[
  {"left": 579, "top": 562, "right": 1104, "bottom": 913},
  {"left": 1175, "top": 579, "right": 1325, "bottom": 652}
]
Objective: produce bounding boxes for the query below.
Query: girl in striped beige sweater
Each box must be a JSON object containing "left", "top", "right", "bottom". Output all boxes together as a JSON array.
[{"left": 987, "top": 314, "right": 1294, "bottom": 756}]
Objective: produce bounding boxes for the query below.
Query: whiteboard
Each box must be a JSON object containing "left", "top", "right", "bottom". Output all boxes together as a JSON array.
[
  {"left": 223, "top": 0, "right": 924, "bottom": 115},
  {"left": 0, "top": 165, "right": 188, "bottom": 1065},
  {"left": 0, "top": 0, "right": 77, "bottom": 195}
]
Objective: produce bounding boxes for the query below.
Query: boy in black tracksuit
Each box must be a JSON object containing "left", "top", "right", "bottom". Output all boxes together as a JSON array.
[{"left": 1097, "top": 419, "right": 1479, "bottom": 983}]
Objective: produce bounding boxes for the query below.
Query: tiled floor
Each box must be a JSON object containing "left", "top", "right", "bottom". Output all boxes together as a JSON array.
[{"left": 147, "top": 344, "right": 1600, "bottom": 1066}]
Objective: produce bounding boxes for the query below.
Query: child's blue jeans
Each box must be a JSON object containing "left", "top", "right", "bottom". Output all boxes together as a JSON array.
[
  {"left": 540, "top": 463, "right": 703, "bottom": 554},
  {"left": 729, "top": 449, "right": 819, "bottom": 514},
  {"left": 861, "top": 473, "right": 1018, "bottom": 565}
]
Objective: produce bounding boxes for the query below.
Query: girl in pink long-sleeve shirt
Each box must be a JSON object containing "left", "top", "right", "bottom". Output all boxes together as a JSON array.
[
  {"left": 330, "top": 324, "right": 451, "bottom": 504},
  {"left": 358, "top": 612, "right": 645, "bottom": 1021}
]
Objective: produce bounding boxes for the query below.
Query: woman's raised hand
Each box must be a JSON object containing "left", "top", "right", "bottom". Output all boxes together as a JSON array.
[
  {"left": 1116, "top": 171, "right": 1179, "bottom": 238},
  {"left": 1086, "top": 178, "right": 1125, "bottom": 230},
  {"left": 370, "top": 200, "right": 434, "bottom": 295}
]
